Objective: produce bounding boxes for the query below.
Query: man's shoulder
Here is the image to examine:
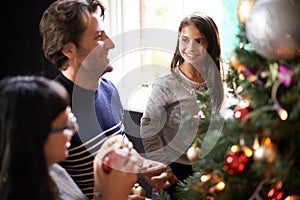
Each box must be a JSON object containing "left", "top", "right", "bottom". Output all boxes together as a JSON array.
[
  {"left": 99, "top": 78, "right": 117, "bottom": 90},
  {"left": 101, "top": 77, "right": 113, "bottom": 84},
  {"left": 54, "top": 73, "right": 74, "bottom": 95}
]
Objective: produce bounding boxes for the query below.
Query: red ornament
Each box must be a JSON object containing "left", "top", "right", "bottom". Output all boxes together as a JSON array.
[
  {"left": 102, "top": 148, "right": 130, "bottom": 174},
  {"left": 102, "top": 151, "right": 117, "bottom": 174},
  {"left": 234, "top": 105, "right": 251, "bottom": 121},
  {"left": 224, "top": 149, "right": 251, "bottom": 175}
]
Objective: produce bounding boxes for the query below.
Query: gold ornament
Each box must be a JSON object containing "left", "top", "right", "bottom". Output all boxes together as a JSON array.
[
  {"left": 131, "top": 183, "right": 146, "bottom": 196},
  {"left": 237, "top": 0, "right": 256, "bottom": 27},
  {"left": 229, "top": 51, "right": 246, "bottom": 71},
  {"left": 187, "top": 143, "right": 201, "bottom": 161}
]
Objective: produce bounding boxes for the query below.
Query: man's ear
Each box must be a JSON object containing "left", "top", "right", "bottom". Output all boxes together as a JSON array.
[{"left": 61, "top": 43, "right": 76, "bottom": 58}]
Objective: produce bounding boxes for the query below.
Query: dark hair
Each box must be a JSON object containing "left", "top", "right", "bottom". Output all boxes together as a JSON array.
[
  {"left": 171, "top": 12, "right": 221, "bottom": 70},
  {"left": 171, "top": 12, "right": 224, "bottom": 112},
  {"left": 39, "top": 0, "right": 105, "bottom": 70},
  {"left": 0, "top": 76, "right": 69, "bottom": 200}
]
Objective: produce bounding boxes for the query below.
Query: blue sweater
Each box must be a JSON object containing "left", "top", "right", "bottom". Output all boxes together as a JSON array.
[{"left": 55, "top": 73, "right": 125, "bottom": 199}]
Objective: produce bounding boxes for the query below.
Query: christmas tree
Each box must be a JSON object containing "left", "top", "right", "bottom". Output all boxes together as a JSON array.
[{"left": 172, "top": 0, "right": 300, "bottom": 199}]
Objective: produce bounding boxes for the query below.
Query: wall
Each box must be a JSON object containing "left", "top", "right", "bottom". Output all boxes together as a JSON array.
[{"left": 1, "top": 0, "right": 58, "bottom": 79}]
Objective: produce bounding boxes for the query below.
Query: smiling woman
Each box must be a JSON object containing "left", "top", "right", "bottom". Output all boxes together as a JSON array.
[
  {"left": 0, "top": 75, "right": 140, "bottom": 200},
  {"left": 0, "top": 76, "right": 72, "bottom": 200},
  {"left": 104, "top": 0, "right": 238, "bottom": 113},
  {"left": 140, "top": 12, "right": 224, "bottom": 200}
]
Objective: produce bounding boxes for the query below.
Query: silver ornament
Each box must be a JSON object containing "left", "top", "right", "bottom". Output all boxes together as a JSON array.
[{"left": 246, "top": 0, "right": 300, "bottom": 61}]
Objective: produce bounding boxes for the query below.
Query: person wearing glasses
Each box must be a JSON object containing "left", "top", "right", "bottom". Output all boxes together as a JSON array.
[
  {"left": 140, "top": 13, "right": 224, "bottom": 199},
  {"left": 0, "top": 75, "right": 140, "bottom": 200}
]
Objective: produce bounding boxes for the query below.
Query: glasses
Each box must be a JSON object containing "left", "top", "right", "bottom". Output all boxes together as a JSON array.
[{"left": 50, "top": 112, "right": 78, "bottom": 134}]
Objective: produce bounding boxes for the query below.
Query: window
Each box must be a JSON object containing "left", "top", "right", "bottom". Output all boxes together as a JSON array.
[{"left": 103, "top": 0, "right": 239, "bottom": 112}]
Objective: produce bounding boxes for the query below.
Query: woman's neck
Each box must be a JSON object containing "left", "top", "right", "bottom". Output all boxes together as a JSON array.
[{"left": 179, "top": 62, "right": 205, "bottom": 83}]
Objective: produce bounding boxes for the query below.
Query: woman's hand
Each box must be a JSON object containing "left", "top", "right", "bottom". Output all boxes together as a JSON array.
[{"left": 93, "top": 135, "right": 138, "bottom": 200}]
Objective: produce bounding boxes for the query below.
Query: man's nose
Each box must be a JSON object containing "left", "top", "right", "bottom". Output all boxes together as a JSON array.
[{"left": 104, "top": 37, "right": 115, "bottom": 49}]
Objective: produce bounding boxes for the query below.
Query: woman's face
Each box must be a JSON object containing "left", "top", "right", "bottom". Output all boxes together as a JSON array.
[
  {"left": 179, "top": 23, "right": 207, "bottom": 66},
  {"left": 44, "top": 106, "right": 75, "bottom": 165}
]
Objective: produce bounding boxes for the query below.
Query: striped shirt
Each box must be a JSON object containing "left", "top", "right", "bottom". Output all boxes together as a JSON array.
[{"left": 55, "top": 73, "right": 125, "bottom": 199}]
